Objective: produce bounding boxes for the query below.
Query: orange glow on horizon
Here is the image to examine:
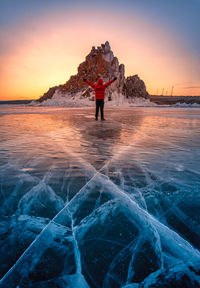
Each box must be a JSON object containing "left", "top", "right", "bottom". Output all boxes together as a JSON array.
[{"left": 0, "top": 9, "right": 200, "bottom": 101}]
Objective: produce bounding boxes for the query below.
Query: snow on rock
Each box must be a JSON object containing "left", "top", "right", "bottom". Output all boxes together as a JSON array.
[
  {"left": 30, "top": 90, "right": 155, "bottom": 107},
  {"left": 30, "top": 92, "right": 94, "bottom": 107}
]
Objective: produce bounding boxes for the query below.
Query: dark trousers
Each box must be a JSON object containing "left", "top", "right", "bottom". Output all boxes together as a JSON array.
[{"left": 95, "top": 99, "right": 104, "bottom": 120}]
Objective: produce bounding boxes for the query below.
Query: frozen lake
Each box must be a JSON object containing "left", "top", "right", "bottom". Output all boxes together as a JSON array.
[{"left": 0, "top": 106, "right": 200, "bottom": 287}]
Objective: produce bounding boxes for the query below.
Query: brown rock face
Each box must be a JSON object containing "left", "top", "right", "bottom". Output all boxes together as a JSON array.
[
  {"left": 124, "top": 75, "right": 149, "bottom": 99},
  {"left": 37, "top": 41, "right": 149, "bottom": 102},
  {"left": 59, "top": 41, "right": 125, "bottom": 96},
  {"left": 37, "top": 87, "right": 58, "bottom": 103}
]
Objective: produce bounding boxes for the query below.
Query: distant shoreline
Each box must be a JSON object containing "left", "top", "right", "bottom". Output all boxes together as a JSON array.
[
  {"left": 1, "top": 96, "right": 200, "bottom": 106},
  {"left": 0, "top": 100, "right": 33, "bottom": 105},
  {"left": 150, "top": 95, "right": 200, "bottom": 105}
]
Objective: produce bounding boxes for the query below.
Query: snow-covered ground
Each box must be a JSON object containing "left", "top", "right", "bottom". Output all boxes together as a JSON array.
[
  {"left": 0, "top": 106, "right": 200, "bottom": 287},
  {"left": 29, "top": 91, "right": 157, "bottom": 107},
  {"left": 29, "top": 91, "right": 200, "bottom": 109}
]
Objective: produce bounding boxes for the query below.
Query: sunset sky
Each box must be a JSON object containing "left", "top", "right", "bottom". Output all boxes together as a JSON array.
[{"left": 0, "top": 0, "right": 200, "bottom": 100}]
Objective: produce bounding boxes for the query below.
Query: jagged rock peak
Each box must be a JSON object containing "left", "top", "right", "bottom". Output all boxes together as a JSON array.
[
  {"left": 89, "top": 41, "right": 114, "bottom": 63},
  {"left": 91, "top": 41, "right": 111, "bottom": 52},
  {"left": 55, "top": 41, "right": 125, "bottom": 96}
]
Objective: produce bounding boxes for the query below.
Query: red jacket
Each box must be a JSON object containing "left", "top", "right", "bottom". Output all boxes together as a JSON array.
[{"left": 86, "top": 78, "right": 115, "bottom": 99}]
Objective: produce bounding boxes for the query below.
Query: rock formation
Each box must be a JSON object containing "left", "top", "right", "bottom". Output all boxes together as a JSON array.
[
  {"left": 38, "top": 86, "right": 58, "bottom": 103},
  {"left": 37, "top": 41, "right": 149, "bottom": 103},
  {"left": 124, "top": 75, "right": 149, "bottom": 99}
]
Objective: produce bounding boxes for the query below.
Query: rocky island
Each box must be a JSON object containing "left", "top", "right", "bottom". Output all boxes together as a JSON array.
[
  {"left": 36, "top": 41, "right": 149, "bottom": 105},
  {"left": 34, "top": 41, "right": 200, "bottom": 106}
]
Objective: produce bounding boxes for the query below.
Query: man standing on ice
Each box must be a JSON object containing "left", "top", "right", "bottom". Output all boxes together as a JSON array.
[{"left": 83, "top": 77, "right": 117, "bottom": 120}]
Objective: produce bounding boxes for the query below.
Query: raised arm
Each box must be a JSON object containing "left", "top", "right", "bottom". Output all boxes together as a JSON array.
[
  {"left": 103, "top": 77, "right": 117, "bottom": 88},
  {"left": 83, "top": 79, "right": 96, "bottom": 89}
]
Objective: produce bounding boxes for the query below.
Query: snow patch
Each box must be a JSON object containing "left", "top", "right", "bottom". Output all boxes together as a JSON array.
[{"left": 29, "top": 90, "right": 157, "bottom": 108}]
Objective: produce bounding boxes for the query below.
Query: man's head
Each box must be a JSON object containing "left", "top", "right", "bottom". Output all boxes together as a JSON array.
[{"left": 97, "top": 78, "right": 103, "bottom": 85}]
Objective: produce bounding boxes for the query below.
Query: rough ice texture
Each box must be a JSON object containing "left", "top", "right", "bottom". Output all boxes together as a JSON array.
[
  {"left": 122, "top": 261, "right": 200, "bottom": 288},
  {"left": 1, "top": 172, "right": 200, "bottom": 287},
  {"left": 0, "top": 107, "right": 200, "bottom": 287}
]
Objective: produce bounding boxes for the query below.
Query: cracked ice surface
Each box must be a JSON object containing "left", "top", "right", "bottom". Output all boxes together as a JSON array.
[{"left": 0, "top": 106, "right": 200, "bottom": 287}]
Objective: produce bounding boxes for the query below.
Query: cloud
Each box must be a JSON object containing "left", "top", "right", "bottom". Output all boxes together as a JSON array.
[{"left": 183, "top": 86, "right": 200, "bottom": 89}]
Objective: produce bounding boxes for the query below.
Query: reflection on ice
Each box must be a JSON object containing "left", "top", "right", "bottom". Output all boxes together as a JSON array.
[{"left": 0, "top": 107, "right": 200, "bottom": 287}]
